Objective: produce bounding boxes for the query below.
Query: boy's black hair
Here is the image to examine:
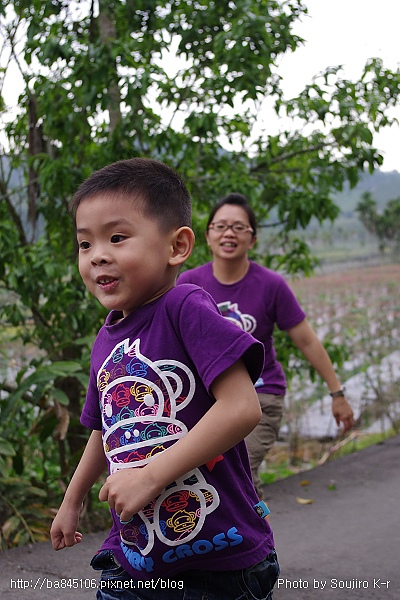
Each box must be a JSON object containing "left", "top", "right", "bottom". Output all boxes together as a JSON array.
[
  {"left": 69, "top": 158, "right": 191, "bottom": 232},
  {"left": 206, "top": 193, "right": 257, "bottom": 237}
]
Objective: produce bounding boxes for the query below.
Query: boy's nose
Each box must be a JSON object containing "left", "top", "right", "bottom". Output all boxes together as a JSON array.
[
  {"left": 90, "top": 248, "right": 111, "bottom": 266},
  {"left": 91, "top": 257, "right": 109, "bottom": 266}
]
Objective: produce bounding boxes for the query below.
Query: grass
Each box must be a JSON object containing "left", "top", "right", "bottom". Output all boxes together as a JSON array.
[{"left": 259, "top": 429, "right": 398, "bottom": 485}]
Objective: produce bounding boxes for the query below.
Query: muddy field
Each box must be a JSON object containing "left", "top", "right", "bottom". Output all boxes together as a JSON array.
[{"left": 290, "top": 263, "right": 400, "bottom": 353}]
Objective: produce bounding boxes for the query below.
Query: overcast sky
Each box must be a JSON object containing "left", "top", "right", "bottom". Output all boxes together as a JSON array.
[{"left": 276, "top": 0, "right": 400, "bottom": 171}]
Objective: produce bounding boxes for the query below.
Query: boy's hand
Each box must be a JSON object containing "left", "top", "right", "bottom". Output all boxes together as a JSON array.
[
  {"left": 99, "top": 467, "right": 160, "bottom": 524},
  {"left": 51, "top": 529, "right": 83, "bottom": 551},
  {"left": 50, "top": 505, "right": 83, "bottom": 550}
]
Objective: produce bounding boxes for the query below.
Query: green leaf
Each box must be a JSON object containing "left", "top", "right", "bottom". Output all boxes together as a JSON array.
[
  {"left": 0, "top": 437, "right": 16, "bottom": 457},
  {"left": 49, "top": 388, "right": 70, "bottom": 406}
]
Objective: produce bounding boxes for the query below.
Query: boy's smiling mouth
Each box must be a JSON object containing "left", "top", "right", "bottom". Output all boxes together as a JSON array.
[{"left": 96, "top": 276, "right": 119, "bottom": 290}]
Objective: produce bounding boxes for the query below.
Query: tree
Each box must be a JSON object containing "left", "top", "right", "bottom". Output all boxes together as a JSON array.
[
  {"left": 0, "top": 0, "right": 400, "bottom": 545},
  {"left": 356, "top": 191, "right": 400, "bottom": 253}
]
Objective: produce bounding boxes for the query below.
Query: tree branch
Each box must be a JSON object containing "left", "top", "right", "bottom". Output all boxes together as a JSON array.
[
  {"left": 0, "top": 382, "right": 35, "bottom": 405},
  {"left": 251, "top": 142, "right": 329, "bottom": 173},
  {"left": 0, "top": 176, "right": 28, "bottom": 247}
]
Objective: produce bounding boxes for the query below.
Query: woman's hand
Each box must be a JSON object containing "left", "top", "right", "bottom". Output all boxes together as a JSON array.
[{"left": 332, "top": 394, "right": 354, "bottom": 433}]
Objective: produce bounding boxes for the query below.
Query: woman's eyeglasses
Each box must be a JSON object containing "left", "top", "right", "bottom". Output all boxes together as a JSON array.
[{"left": 208, "top": 221, "right": 254, "bottom": 234}]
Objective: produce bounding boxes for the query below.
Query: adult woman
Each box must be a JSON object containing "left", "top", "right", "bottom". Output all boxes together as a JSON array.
[{"left": 178, "top": 193, "right": 354, "bottom": 498}]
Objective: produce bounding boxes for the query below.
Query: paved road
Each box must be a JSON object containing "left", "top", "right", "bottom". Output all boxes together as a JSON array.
[
  {"left": 269, "top": 434, "right": 400, "bottom": 600},
  {"left": 1, "top": 434, "right": 399, "bottom": 599}
]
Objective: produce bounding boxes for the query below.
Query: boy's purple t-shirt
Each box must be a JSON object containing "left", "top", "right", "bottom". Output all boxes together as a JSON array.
[
  {"left": 178, "top": 261, "right": 306, "bottom": 395},
  {"left": 81, "top": 284, "right": 274, "bottom": 580}
]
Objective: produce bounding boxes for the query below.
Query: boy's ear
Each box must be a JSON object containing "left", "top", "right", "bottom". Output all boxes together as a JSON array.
[{"left": 169, "top": 227, "right": 195, "bottom": 266}]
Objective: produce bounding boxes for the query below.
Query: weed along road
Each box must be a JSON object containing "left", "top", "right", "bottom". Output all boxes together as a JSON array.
[{"left": 0, "top": 434, "right": 399, "bottom": 599}]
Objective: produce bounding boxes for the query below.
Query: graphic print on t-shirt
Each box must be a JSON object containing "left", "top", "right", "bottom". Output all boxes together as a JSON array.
[
  {"left": 217, "top": 301, "right": 263, "bottom": 388},
  {"left": 97, "top": 338, "right": 219, "bottom": 560},
  {"left": 217, "top": 301, "right": 256, "bottom": 334}
]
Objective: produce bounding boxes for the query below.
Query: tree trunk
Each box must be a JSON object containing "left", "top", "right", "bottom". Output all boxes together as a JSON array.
[{"left": 98, "top": 1, "right": 122, "bottom": 134}]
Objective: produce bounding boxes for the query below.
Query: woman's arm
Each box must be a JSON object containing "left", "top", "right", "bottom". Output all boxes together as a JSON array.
[
  {"left": 99, "top": 359, "right": 261, "bottom": 523},
  {"left": 50, "top": 429, "right": 107, "bottom": 550},
  {"left": 287, "top": 318, "right": 354, "bottom": 432}
]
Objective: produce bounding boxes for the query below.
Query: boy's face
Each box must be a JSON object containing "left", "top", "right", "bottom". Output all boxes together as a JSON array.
[{"left": 76, "top": 193, "right": 178, "bottom": 317}]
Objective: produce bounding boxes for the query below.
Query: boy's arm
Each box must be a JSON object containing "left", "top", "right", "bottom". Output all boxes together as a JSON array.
[
  {"left": 99, "top": 359, "right": 261, "bottom": 523},
  {"left": 50, "top": 429, "right": 107, "bottom": 550}
]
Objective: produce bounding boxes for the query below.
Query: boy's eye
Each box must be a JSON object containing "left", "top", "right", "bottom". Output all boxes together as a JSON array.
[
  {"left": 111, "top": 234, "right": 125, "bottom": 243},
  {"left": 78, "top": 241, "right": 91, "bottom": 250}
]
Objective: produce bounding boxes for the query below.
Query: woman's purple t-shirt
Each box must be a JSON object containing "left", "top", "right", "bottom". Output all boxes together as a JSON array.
[
  {"left": 178, "top": 261, "right": 306, "bottom": 395},
  {"left": 81, "top": 284, "right": 274, "bottom": 579}
]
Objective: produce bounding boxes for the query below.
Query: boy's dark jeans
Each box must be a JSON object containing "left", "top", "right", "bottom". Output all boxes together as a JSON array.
[{"left": 91, "top": 548, "right": 279, "bottom": 600}]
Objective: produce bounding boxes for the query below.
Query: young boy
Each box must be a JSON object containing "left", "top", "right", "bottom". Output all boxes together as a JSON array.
[{"left": 50, "top": 158, "right": 279, "bottom": 599}]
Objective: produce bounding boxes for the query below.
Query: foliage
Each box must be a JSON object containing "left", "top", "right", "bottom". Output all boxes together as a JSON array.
[
  {"left": 356, "top": 191, "right": 400, "bottom": 252},
  {"left": 0, "top": 475, "right": 54, "bottom": 549},
  {"left": 0, "top": 0, "right": 400, "bottom": 546},
  {"left": 273, "top": 326, "right": 349, "bottom": 384}
]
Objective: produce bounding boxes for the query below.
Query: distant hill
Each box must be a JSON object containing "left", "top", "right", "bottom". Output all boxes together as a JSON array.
[{"left": 333, "top": 170, "right": 400, "bottom": 215}]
